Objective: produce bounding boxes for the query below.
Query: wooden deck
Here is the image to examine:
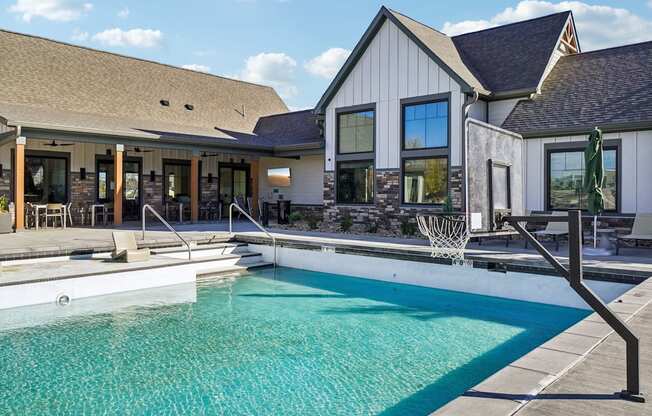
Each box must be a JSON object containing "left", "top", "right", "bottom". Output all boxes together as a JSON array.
[{"left": 516, "top": 298, "right": 651, "bottom": 416}]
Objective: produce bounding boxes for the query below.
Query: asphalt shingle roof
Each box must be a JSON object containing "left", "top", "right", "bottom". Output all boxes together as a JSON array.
[
  {"left": 502, "top": 41, "right": 652, "bottom": 136},
  {"left": 253, "top": 110, "right": 322, "bottom": 148},
  {"left": 452, "top": 11, "right": 571, "bottom": 94},
  {"left": 0, "top": 29, "right": 293, "bottom": 147}
]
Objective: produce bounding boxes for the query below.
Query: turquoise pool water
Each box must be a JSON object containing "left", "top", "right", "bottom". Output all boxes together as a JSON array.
[{"left": 0, "top": 267, "right": 587, "bottom": 415}]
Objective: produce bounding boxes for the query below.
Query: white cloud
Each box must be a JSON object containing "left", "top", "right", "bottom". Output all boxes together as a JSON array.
[
  {"left": 304, "top": 47, "right": 351, "bottom": 79},
  {"left": 92, "top": 28, "right": 163, "bottom": 48},
  {"left": 236, "top": 52, "right": 298, "bottom": 98},
  {"left": 117, "top": 7, "right": 129, "bottom": 18},
  {"left": 71, "top": 28, "right": 88, "bottom": 42},
  {"left": 442, "top": 1, "right": 652, "bottom": 50},
  {"left": 8, "top": 0, "right": 92, "bottom": 22},
  {"left": 182, "top": 64, "right": 211, "bottom": 73}
]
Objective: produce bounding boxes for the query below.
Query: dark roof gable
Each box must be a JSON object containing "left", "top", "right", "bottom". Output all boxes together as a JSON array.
[
  {"left": 452, "top": 11, "right": 572, "bottom": 94},
  {"left": 253, "top": 110, "right": 322, "bottom": 148},
  {"left": 502, "top": 41, "right": 652, "bottom": 136}
]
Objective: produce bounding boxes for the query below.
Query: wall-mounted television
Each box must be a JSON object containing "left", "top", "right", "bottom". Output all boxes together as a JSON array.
[{"left": 267, "top": 167, "right": 291, "bottom": 187}]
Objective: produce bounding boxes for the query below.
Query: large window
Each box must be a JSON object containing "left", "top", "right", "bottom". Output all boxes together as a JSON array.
[
  {"left": 24, "top": 155, "right": 68, "bottom": 203},
  {"left": 403, "top": 158, "right": 448, "bottom": 204},
  {"left": 548, "top": 148, "right": 618, "bottom": 211},
  {"left": 164, "top": 161, "right": 190, "bottom": 202},
  {"left": 336, "top": 160, "right": 374, "bottom": 204},
  {"left": 337, "top": 110, "right": 374, "bottom": 154},
  {"left": 403, "top": 101, "right": 448, "bottom": 149}
]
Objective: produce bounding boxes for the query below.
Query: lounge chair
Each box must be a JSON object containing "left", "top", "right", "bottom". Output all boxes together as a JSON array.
[
  {"left": 531, "top": 211, "right": 568, "bottom": 251},
  {"left": 111, "top": 232, "right": 150, "bottom": 262},
  {"left": 616, "top": 213, "right": 652, "bottom": 255}
]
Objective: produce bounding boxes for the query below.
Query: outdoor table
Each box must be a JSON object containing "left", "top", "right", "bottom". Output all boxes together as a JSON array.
[
  {"left": 33, "top": 204, "right": 67, "bottom": 230},
  {"left": 595, "top": 228, "right": 616, "bottom": 251}
]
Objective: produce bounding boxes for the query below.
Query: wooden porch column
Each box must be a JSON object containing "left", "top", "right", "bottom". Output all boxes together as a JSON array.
[
  {"left": 250, "top": 159, "right": 259, "bottom": 217},
  {"left": 113, "top": 144, "right": 123, "bottom": 225},
  {"left": 191, "top": 152, "right": 200, "bottom": 223},
  {"left": 14, "top": 136, "right": 26, "bottom": 231}
]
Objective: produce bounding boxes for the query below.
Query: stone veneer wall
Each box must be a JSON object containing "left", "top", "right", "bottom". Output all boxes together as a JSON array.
[
  {"left": 70, "top": 172, "right": 95, "bottom": 224},
  {"left": 0, "top": 169, "right": 10, "bottom": 198},
  {"left": 323, "top": 168, "right": 464, "bottom": 236},
  {"left": 143, "top": 175, "right": 164, "bottom": 214}
]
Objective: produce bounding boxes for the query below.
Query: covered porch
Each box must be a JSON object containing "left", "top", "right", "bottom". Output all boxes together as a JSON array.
[{"left": 0, "top": 126, "right": 272, "bottom": 231}]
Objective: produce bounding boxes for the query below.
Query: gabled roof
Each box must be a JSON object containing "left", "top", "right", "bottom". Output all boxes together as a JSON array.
[
  {"left": 502, "top": 41, "right": 652, "bottom": 137},
  {"left": 0, "top": 28, "right": 288, "bottom": 141},
  {"left": 452, "top": 11, "right": 574, "bottom": 95},
  {"left": 253, "top": 110, "right": 322, "bottom": 149},
  {"left": 315, "top": 7, "right": 574, "bottom": 113},
  {"left": 315, "top": 6, "right": 489, "bottom": 113}
]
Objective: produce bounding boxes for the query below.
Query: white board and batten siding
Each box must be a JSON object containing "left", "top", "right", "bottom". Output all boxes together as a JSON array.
[
  {"left": 324, "top": 19, "right": 465, "bottom": 172},
  {"left": 524, "top": 131, "right": 652, "bottom": 214}
]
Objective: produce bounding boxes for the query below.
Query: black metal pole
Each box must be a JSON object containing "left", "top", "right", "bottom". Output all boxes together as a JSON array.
[{"left": 505, "top": 210, "right": 644, "bottom": 402}]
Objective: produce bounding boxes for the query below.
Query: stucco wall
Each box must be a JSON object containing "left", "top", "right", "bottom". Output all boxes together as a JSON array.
[
  {"left": 258, "top": 155, "right": 324, "bottom": 205},
  {"left": 467, "top": 119, "right": 525, "bottom": 231}
]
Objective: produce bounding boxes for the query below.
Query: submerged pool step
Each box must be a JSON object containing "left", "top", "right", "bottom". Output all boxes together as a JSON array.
[
  {"left": 196, "top": 261, "right": 273, "bottom": 281},
  {"left": 151, "top": 242, "right": 248, "bottom": 258}
]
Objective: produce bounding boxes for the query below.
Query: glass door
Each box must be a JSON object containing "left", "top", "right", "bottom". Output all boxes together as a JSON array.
[
  {"left": 96, "top": 158, "right": 142, "bottom": 220},
  {"left": 219, "top": 164, "right": 250, "bottom": 205}
]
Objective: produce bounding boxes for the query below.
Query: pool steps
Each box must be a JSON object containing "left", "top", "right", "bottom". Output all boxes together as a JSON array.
[{"left": 0, "top": 242, "right": 271, "bottom": 310}]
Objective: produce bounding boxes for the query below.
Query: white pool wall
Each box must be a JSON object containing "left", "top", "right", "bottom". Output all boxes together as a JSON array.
[{"left": 248, "top": 245, "right": 633, "bottom": 310}]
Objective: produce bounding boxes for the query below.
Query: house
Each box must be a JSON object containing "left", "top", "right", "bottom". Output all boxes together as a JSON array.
[
  {"left": 314, "top": 6, "right": 652, "bottom": 233},
  {"left": 0, "top": 29, "right": 324, "bottom": 229},
  {"left": 1, "top": 5, "right": 651, "bottom": 234}
]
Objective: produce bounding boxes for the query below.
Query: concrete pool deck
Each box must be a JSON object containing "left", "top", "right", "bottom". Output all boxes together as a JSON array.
[{"left": 434, "top": 278, "right": 652, "bottom": 416}]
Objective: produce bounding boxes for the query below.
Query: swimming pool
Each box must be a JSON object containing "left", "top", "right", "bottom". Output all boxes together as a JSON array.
[{"left": 0, "top": 267, "right": 588, "bottom": 415}]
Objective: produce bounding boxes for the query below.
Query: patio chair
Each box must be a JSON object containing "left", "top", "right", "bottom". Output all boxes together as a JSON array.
[
  {"left": 65, "top": 202, "right": 73, "bottom": 226},
  {"left": 111, "top": 232, "right": 150, "bottom": 262},
  {"left": 616, "top": 213, "right": 652, "bottom": 255},
  {"left": 45, "top": 203, "right": 64, "bottom": 228},
  {"left": 532, "top": 211, "right": 568, "bottom": 251}
]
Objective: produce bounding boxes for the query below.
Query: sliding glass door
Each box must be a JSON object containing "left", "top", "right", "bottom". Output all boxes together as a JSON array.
[
  {"left": 219, "top": 164, "right": 250, "bottom": 205},
  {"left": 24, "top": 154, "right": 68, "bottom": 204},
  {"left": 96, "top": 158, "right": 142, "bottom": 220}
]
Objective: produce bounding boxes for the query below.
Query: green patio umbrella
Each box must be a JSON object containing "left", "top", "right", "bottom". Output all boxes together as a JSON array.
[{"left": 584, "top": 127, "right": 604, "bottom": 248}]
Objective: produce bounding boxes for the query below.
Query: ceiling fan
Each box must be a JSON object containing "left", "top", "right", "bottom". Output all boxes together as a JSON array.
[
  {"left": 200, "top": 151, "right": 219, "bottom": 157},
  {"left": 128, "top": 147, "right": 154, "bottom": 153},
  {"left": 44, "top": 140, "right": 74, "bottom": 147}
]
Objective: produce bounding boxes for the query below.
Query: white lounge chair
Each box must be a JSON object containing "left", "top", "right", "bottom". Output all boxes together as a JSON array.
[
  {"left": 616, "top": 213, "right": 652, "bottom": 255},
  {"left": 111, "top": 232, "right": 150, "bottom": 262},
  {"left": 532, "top": 211, "right": 568, "bottom": 251}
]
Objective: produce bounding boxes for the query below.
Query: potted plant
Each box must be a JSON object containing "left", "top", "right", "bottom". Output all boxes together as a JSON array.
[{"left": 0, "top": 195, "right": 11, "bottom": 233}]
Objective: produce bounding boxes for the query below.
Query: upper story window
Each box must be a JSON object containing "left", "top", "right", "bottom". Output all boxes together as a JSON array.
[
  {"left": 337, "top": 110, "right": 374, "bottom": 154},
  {"left": 403, "top": 101, "right": 448, "bottom": 149}
]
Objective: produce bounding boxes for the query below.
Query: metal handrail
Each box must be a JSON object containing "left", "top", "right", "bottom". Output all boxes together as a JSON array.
[
  {"left": 229, "top": 202, "right": 276, "bottom": 270},
  {"left": 142, "top": 204, "right": 192, "bottom": 260}
]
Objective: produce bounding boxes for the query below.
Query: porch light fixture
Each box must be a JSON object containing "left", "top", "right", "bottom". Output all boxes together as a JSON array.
[
  {"left": 80, "top": 168, "right": 86, "bottom": 180},
  {"left": 160, "top": 100, "right": 170, "bottom": 107},
  {"left": 150, "top": 171, "right": 156, "bottom": 182},
  {"left": 208, "top": 173, "right": 213, "bottom": 183},
  {"left": 106, "top": 149, "right": 111, "bottom": 156},
  {"left": 184, "top": 104, "right": 194, "bottom": 111}
]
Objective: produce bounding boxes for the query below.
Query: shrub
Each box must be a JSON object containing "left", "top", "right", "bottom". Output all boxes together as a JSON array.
[
  {"left": 340, "top": 214, "right": 353, "bottom": 232},
  {"left": 0, "top": 195, "right": 8, "bottom": 213},
  {"left": 400, "top": 218, "right": 417, "bottom": 236},
  {"left": 306, "top": 214, "right": 320, "bottom": 230},
  {"left": 366, "top": 223, "right": 378, "bottom": 233},
  {"left": 288, "top": 211, "right": 303, "bottom": 224}
]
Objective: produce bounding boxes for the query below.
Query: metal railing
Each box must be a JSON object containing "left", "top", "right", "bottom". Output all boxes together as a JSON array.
[
  {"left": 504, "top": 210, "right": 644, "bottom": 402},
  {"left": 229, "top": 202, "right": 276, "bottom": 270},
  {"left": 142, "top": 204, "right": 192, "bottom": 260}
]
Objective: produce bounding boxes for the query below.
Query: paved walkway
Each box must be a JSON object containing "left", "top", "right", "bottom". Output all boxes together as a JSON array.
[{"left": 515, "top": 288, "right": 651, "bottom": 416}]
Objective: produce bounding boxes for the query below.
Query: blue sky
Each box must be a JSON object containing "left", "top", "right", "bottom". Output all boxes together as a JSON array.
[{"left": 1, "top": 1, "right": 652, "bottom": 110}]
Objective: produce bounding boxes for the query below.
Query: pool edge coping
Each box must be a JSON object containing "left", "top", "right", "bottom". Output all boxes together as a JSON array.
[{"left": 430, "top": 278, "right": 652, "bottom": 416}]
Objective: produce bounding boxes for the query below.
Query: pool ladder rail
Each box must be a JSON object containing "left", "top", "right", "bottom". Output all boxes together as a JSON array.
[
  {"left": 141, "top": 204, "right": 193, "bottom": 260},
  {"left": 228, "top": 202, "right": 277, "bottom": 272}
]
